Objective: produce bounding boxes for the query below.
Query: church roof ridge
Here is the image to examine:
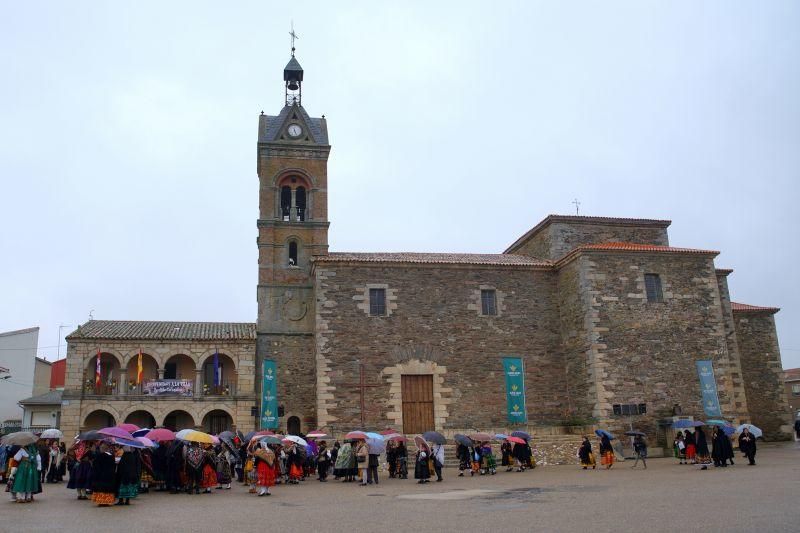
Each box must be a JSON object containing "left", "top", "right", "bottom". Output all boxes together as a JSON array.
[
  {"left": 315, "top": 252, "right": 552, "bottom": 267},
  {"left": 505, "top": 214, "right": 672, "bottom": 254},
  {"left": 66, "top": 320, "right": 256, "bottom": 341},
  {"left": 260, "top": 104, "right": 328, "bottom": 145},
  {"left": 730, "top": 302, "right": 780, "bottom": 314}
]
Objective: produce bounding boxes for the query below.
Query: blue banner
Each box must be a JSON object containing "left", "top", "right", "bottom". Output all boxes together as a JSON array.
[
  {"left": 502, "top": 357, "right": 527, "bottom": 424},
  {"left": 260, "top": 360, "right": 278, "bottom": 429},
  {"left": 696, "top": 360, "right": 722, "bottom": 417}
]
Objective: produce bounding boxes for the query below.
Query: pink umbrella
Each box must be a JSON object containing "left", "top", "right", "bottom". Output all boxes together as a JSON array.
[
  {"left": 135, "top": 436, "right": 156, "bottom": 448},
  {"left": 99, "top": 427, "right": 135, "bottom": 441},
  {"left": 345, "top": 431, "right": 368, "bottom": 440},
  {"left": 211, "top": 435, "right": 220, "bottom": 445},
  {"left": 144, "top": 428, "right": 175, "bottom": 442},
  {"left": 116, "top": 423, "right": 139, "bottom": 433},
  {"left": 506, "top": 436, "right": 526, "bottom": 445}
]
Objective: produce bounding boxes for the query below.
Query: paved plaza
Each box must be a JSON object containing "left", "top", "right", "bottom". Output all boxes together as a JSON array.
[{"left": 9, "top": 443, "right": 800, "bottom": 533}]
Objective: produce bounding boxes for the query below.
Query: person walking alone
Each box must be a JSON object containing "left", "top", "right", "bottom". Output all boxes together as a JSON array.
[
  {"left": 738, "top": 427, "right": 757, "bottom": 465},
  {"left": 631, "top": 435, "right": 647, "bottom": 469}
]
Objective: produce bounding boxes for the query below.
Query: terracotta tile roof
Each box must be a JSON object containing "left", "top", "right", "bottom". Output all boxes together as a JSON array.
[
  {"left": 505, "top": 214, "right": 671, "bottom": 253},
  {"left": 784, "top": 368, "right": 800, "bottom": 381},
  {"left": 66, "top": 320, "right": 256, "bottom": 341},
  {"left": 555, "top": 242, "right": 719, "bottom": 267},
  {"left": 730, "top": 302, "right": 780, "bottom": 314},
  {"left": 314, "top": 252, "right": 552, "bottom": 267}
]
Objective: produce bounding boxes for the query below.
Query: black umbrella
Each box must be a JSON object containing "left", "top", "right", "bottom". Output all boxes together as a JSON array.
[
  {"left": 422, "top": 431, "right": 446, "bottom": 445},
  {"left": 243, "top": 431, "right": 256, "bottom": 442},
  {"left": 453, "top": 434, "right": 473, "bottom": 447},
  {"left": 624, "top": 431, "right": 646, "bottom": 437},
  {"left": 77, "top": 430, "right": 103, "bottom": 441},
  {"left": 510, "top": 430, "right": 531, "bottom": 441}
]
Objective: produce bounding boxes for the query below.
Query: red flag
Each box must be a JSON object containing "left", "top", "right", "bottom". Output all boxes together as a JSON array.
[{"left": 95, "top": 349, "right": 102, "bottom": 386}]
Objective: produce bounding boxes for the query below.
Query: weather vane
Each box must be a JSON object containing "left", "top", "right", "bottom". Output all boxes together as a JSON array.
[{"left": 289, "top": 21, "right": 299, "bottom": 56}]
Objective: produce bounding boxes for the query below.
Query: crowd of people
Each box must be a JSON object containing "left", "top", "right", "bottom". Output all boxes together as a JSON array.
[{"left": 0, "top": 423, "right": 767, "bottom": 505}]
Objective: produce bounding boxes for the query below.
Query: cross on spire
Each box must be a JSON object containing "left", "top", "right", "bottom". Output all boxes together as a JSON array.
[
  {"left": 572, "top": 198, "right": 581, "bottom": 216},
  {"left": 289, "top": 21, "right": 299, "bottom": 56}
]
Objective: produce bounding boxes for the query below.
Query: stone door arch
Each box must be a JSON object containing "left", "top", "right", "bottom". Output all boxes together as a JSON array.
[{"left": 382, "top": 359, "right": 451, "bottom": 432}]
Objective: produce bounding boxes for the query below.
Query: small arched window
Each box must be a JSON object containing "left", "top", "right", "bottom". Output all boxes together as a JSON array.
[{"left": 289, "top": 241, "right": 298, "bottom": 266}]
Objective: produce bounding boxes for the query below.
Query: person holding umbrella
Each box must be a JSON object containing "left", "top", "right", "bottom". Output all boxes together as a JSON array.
[
  {"left": 695, "top": 426, "right": 712, "bottom": 469},
  {"left": 396, "top": 439, "right": 408, "bottom": 479},
  {"left": 455, "top": 436, "right": 471, "bottom": 477},
  {"left": 631, "top": 435, "right": 647, "bottom": 469},
  {"left": 90, "top": 442, "right": 117, "bottom": 506},
  {"left": 598, "top": 433, "right": 615, "bottom": 469},
  {"left": 316, "top": 440, "right": 331, "bottom": 482},
  {"left": 501, "top": 440, "right": 513, "bottom": 472},
  {"left": 738, "top": 427, "right": 757, "bottom": 465},
  {"left": 115, "top": 445, "right": 140, "bottom": 505},
  {"left": 354, "top": 439, "right": 369, "bottom": 486},
  {"left": 414, "top": 440, "right": 431, "bottom": 484},
  {"left": 684, "top": 430, "right": 696, "bottom": 464},
  {"left": 253, "top": 442, "right": 278, "bottom": 496}
]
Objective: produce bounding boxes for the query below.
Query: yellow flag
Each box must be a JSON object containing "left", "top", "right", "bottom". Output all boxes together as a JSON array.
[{"left": 137, "top": 350, "right": 143, "bottom": 385}]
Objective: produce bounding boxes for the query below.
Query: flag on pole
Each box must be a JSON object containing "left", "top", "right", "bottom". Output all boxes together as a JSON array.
[
  {"left": 213, "top": 350, "right": 220, "bottom": 387},
  {"left": 95, "top": 349, "right": 102, "bottom": 387},
  {"left": 137, "top": 349, "right": 143, "bottom": 385}
]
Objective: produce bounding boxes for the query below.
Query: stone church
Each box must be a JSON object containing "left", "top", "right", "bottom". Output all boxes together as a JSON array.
[{"left": 59, "top": 50, "right": 792, "bottom": 442}]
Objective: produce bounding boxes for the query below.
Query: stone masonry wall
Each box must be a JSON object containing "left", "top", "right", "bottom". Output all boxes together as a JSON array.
[
  {"left": 714, "top": 273, "right": 751, "bottom": 421},
  {"left": 314, "top": 263, "right": 564, "bottom": 432},
  {"left": 579, "top": 252, "right": 735, "bottom": 436},
  {"left": 513, "top": 222, "right": 669, "bottom": 261},
  {"left": 735, "top": 312, "right": 792, "bottom": 439}
]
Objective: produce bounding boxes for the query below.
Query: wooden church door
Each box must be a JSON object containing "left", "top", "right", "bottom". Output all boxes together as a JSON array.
[{"left": 401, "top": 375, "right": 434, "bottom": 434}]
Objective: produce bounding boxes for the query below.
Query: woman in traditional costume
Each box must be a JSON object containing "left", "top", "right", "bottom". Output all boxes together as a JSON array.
[
  {"left": 470, "top": 444, "right": 482, "bottom": 476},
  {"left": 683, "top": 430, "right": 696, "bottom": 464},
  {"left": 90, "top": 443, "right": 117, "bottom": 506},
  {"left": 395, "top": 441, "right": 408, "bottom": 479},
  {"left": 413, "top": 447, "right": 430, "bottom": 484},
  {"left": 673, "top": 433, "right": 686, "bottom": 464},
  {"left": 333, "top": 441, "right": 353, "bottom": 482},
  {"left": 253, "top": 443, "right": 277, "bottom": 496},
  {"left": 456, "top": 441, "right": 470, "bottom": 477},
  {"left": 184, "top": 442, "right": 205, "bottom": 494},
  {"left": 199, "top": 444, "right": 217, "bottom": 493},
  {"left": 67, "top": 441, "right": 92, "bottom": 499},
  {"left": 481, "top": 442, "right": 496, "bottom": 475},
  {"left": 500, "top": 441, "right": 513, "bottom": 472},
  {"left": 287, "top": 443, "right": 305, "bottom": 484},
  {"left": 695, "top": 427, "right": 712, "bottom": 469},
  {"left": 10, "top": 443, "right": 41, "bottom": 503},
  {"left": 115, "top": 446, "right": 140, "bottom": 505},
  {"left": 599, "top": 434, "right": 615, "bottom": 469},
  {"left": 215, "top": 443, "right": 234, "bottom": 490},
  {"left": 578, "top": 436, "right": 595, "bottom": 469}
]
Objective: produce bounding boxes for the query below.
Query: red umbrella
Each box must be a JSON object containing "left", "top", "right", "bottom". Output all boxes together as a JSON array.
[
  {"left": 116, "top": 423, "right": 139, "bottom": 433},
  {"left": 144, "top": 428, "right": 175, "bottom": 442},
  {"left": 414, "top": 435, "right": 430, "bottom": 453},
  {"left": 506, "top": 436, "right": 526, "bottom": 445},
  {"left": 255, "top": 430, "right": 275, "bottom": 437},
  {"left": 99, "top": 427, "right": 135, "bottom": 441},
  {"left": 385, "top": 433, "right": 407, "bottom": 442},
  {"left": 379, "top": 428, "right": 398, "bottom": 435}
]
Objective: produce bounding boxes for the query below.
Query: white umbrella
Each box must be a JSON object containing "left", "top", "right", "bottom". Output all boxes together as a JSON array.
[
  {"left": 175, "top": 429, "right": 193, "bottom": 441},
  {"left": 736, "top": 424, "right": 762, "bottom": 438},
  {"left": 40, "top": 428, "right": 63, "bottom": 439},
  {"left": 282, "top": 435, "right": 307, "bottom": 447}
]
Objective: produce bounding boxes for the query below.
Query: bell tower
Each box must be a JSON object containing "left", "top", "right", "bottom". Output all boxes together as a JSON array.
[{"left": 255, "top": 41, "right": 330, "bottom": 434}]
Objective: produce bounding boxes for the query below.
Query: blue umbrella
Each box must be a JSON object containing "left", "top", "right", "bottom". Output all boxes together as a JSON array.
[
  {"left": 494, "top": 433, "right": 509, "bottom": 441},
  {"left": 721, "top": 425, "right": 736, "bottom": 437},
  {"left": 132, "top": 428, "right": 151, "bottom": 438},
  {"left": 111, "top": 436, "right": 147, "bottom": 449},
  {"left": 673, "top": 419, "right": 704, "bottom": 429},
  {"left": 595, "top": 429, "right": 615, "bottom": 440},
  {"left": 510, "top": 430, "right": 531, "bottom": 441},
  {"left": 365, "top": 432, "right": 386, "bottom": 454},
  {"left": 704, "top": 419, "right": 728, "bottom": 426}
]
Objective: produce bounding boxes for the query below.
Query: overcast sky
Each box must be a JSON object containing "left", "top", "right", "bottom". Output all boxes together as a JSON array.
[{"left": 1, "top": 1, "right": 798, "bottom": 368}]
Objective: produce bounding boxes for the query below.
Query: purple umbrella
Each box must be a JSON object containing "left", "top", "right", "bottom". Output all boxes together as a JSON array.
[{"left": 99, "top": 427, "right": 135, "bottom": 441}]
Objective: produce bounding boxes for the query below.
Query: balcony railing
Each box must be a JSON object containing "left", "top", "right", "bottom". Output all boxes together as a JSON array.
[{"left": 202, "top": 382, "right": 236, "bottom": 396}]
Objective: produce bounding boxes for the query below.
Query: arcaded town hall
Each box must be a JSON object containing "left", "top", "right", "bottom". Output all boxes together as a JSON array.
[{"left": 60, "top": 50, "right": 792, "bottom": 442}]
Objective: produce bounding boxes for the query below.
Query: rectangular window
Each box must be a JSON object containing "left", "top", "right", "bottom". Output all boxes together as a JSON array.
[
  {"left": 481, "top": 289, "right": 497, "bottom": 316},
  {"left": 792, "top": 384, "right": 800, "bottom": 396},
  {"left": 644, "top": 274, "right": 663, "bottom": 303},
  {"left": 369, "top": 288, "right": 386, "bottom": 316}
]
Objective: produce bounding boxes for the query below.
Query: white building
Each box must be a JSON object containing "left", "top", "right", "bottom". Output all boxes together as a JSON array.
[{"left": 0, "top": 327, "right": 39, "bottom": 423}]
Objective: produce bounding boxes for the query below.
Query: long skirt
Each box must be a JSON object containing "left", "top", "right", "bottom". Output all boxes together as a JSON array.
[
  {"left": 600, "top": 451, "right": 615, "bottom": 466},
  {"left": 67, "top": 462, "right": 92, "bottom": 490},
  {"left": 200, "top": 464, "right": 217, "bottom": 488},
  {"left": 92, "top": 491, "right": 115, "bottom": 505},
  {"left": 580, "top": 453, "right": 596, "bottom": 468},
  {"left": 471, "top": 460, "right": 481, "bottom": 473},
  {"left": 289, "top": 463, "right": 303, "bottom": 480},
  {"left": 484, "top": 454, "right": 497, "bottom": 469},
  {"left": 11, "top": 459, "right": 39, "bottom": 494},
  {"left": 256, "top": 461, "right": 277, "bottom": 487},
  {"left": 685, "top": 444, "right": 696, "bottom": 461},
  {"left": 216, "top": 460, "right": 232, "bottom": 484},
  {"left": 117, "top": 483, "right": 138, "bottom": 499}
]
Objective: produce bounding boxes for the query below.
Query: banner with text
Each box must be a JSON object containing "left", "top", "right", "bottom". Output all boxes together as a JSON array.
[
  {"left": 260, "top": 360, "right": 278, "bottom": 429},
  {"left": 143, "top": 379, "right": 193, "bottom": 396},
  {"left": 502, "top": 356, "right": 527, "bottom": 424},
  {"left": 696, "top": 359, "right": 722, "bottom": 417}
]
